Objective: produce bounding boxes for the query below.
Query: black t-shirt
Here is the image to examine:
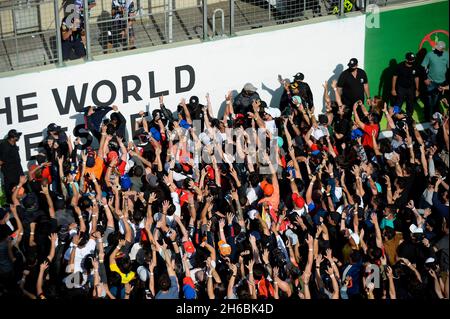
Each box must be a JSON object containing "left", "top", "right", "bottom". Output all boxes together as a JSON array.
[
  {"left": 0, "top": 140, "right": 23, "bottom": 181},
  {"left": 337, "top": 68, "right": 368, "bottom": 107},
  {"left": 394, "top": 62, "right": 419, "bottom": 89}
]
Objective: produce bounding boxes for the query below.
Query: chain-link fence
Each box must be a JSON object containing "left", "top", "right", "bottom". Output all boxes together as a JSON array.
[
  {"left": 0, "top": 0, "right": 422, "bottom": 73},
  {"left": 0, "top": 0, "right": 59, "bottom": 72}
]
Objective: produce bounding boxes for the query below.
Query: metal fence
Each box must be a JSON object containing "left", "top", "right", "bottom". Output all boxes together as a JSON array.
[{"left": 0, "top": 0, "right": 419, "bottom": 73}]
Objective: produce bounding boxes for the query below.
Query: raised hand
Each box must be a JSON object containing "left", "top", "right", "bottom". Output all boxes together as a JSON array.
[
  {"left": 305, "top": 234, "right": 313, "bottom": 247},
  {"left": 273, "top": 266, "right": 279, "bottom": 278},
  {"left": 81, "top": 151, "right": 88, "bottom": 163},
  {"left": 219, "top": 218, "right": 226, "bottom": 229},
  {"left": 229, "top": 262, "right": 238, "bottom": 275},
  {"left": 118, "top": 239, "right": 126, "bottom": 247},
  {"left": 162, "top": 200, "right": 171, "bottom": 214},
  {"left": 315, "top": 254, "right": 323, "bottom": 266},
  {"left": 40, "top": 260, "right": 49, "bottom": 272},
  {"left": 57, "top": 155, "right": 65, "bottom": 167},
  {"left": 246, "top": 259, "right": 255, "bottom": 273},
  {"left": 226, "top": 212, "right": 234, "bottom": 225},
  {"left": 386, "top": 266, "right": 393, "bottom": 279},
  {"left": 325, "top": 266, "right": 334, "bottom": 276},
  {"left": 148, "top": 192, "right": 157, "bottom": 204},
  {"left": 49, "top": 233, "right": 58, "bottom": 245},
  {"left": 406, "top": 200, "right": 415, "bottom": 210},
  {"left": 370, "top": 212, "right": 378, "bottom": 224},
  {"left": 40, "top": 184, "right": 50, "bottom": 195}
]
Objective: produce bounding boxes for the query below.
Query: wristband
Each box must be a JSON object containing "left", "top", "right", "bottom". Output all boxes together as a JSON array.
[
  {"left": 30, "top": 232, "right": 35, "bottom": 235},
  {"left": 92, "top": 214, "right": 97, "bottom": 218},
  {"left": 99, "top": 260, "right": 104, "bottom": 263},
  {"left": 308, "top": 248, "right": 313, "bottom": 251},
  {"left": 116, "top": 246, "right": 122, "bottom": 251},
  {"left": 249, "top": 271, "right": 253, "bottom": 274},
  {"left": 330, "top": 274, "right": 335, "bottom": 278},
  {"left": 150, "top": 273, "right": 154, "bottom": 276}
]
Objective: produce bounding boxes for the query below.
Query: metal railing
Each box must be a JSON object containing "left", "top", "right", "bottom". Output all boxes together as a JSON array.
[{"left": 0, "top": 0, "right": 419, "bottom": 73}]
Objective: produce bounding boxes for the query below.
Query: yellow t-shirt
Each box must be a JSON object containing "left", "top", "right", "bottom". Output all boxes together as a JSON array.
[{"left": 110, "top": 263, "right": 136, "bottom": 284}]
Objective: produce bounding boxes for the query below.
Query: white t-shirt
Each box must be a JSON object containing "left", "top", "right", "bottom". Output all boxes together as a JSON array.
[
  {"left": 265, "top": 120, "right": 277, "bottom": 135},
  {"left": 66, "top": 238, "right": 96, "bottom": 273}
]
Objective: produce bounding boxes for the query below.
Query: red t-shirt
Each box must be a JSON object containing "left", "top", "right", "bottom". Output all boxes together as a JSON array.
[
  {"left": 362, "top": 124, "right": 379, "bottom": 149},
  {"left": 29, "top": 165, "right": 52, "bottom": 183}
]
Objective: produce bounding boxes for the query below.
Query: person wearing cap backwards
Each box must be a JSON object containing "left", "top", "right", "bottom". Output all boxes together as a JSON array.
[
  {"left": 422, "top": 41, "right": 449, "bottom": 120},
  {"left": 391, "top": 52, "right": 420, "bottom": 115},
  {"left": 0, "top": 130, "right": 25, "bottom": 203},
  {"left": 233, "top": 83, "right": 260, "bottom": 115},
  {"left": 337, "top": 58, "right": 371, "bottom": 116}
]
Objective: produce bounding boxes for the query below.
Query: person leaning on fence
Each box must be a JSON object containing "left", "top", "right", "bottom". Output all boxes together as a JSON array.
[
  {"left": 61, "top": 15, "right": 86, "bottom": 61},
  {"left": 110, "top": 0, "right": 137, "bottom": 50}
]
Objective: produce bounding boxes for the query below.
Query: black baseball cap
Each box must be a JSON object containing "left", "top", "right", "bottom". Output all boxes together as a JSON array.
[
  {"left": 405, "top": 52, "right": 415, "bottom": 62},
  {"left": 293, "top": 72, "right": 304, "bottom": 81},
  {"left": 348, "top": 58, "right": 358, "bottom": 68},
  {"left": 189, "top": 96, "right": 199, "bottom": 107},
  {"left": 47, "top": 123, "right": 61, "bottom": 132},
  {"left": 7, "top": 129, "right": 22, "bottom": 139}
]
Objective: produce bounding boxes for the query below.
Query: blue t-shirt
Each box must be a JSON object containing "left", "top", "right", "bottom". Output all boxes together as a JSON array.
[
  {"left": 343, "top": 261, "right": 363, "bottom": 296},
  {"left": 155, "top": 276, "right": 179, "bottom": 299}
]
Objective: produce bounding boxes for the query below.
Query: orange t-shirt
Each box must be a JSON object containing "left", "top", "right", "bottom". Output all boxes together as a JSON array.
[{"left": 76, "top": 156, "right": 105, "bottom": 181}]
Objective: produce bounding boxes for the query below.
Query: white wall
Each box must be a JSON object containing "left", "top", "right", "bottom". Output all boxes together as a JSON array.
[{"left": 0, "top": 15, "right": 365, "bottom": 169}]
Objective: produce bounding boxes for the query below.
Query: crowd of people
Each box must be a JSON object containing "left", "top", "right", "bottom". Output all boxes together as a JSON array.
[{"left": 0, "top": 43, "right": 449, "bottom": 300}]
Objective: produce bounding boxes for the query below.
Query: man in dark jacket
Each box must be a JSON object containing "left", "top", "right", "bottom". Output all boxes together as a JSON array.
[
  {"left": 233, "top": 83, "right": 260, "bottom": 115},
  {"left": 0, "top": 130, "right": 24, "bottom": 203},
  {"left": 293, "top": 72, "right": 314, "bottom": 110},
  {"left": 83, "top": 105, "right": 126, "bottom": 142},
  {"left": 337, "top": 58, "right": 371, "bottom": 109}
]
